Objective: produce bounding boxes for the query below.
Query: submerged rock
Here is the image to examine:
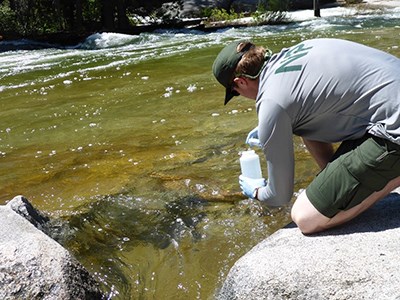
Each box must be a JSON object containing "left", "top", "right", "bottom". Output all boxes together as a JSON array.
[
  {"left": 0, "top": 196, "right": 103, "bottom": 299},
  {"left": 217, "top": 190, "right": 400, "bottom": 300}
]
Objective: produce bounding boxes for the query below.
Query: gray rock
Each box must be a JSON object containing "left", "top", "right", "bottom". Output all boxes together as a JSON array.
[
  {"left": 0, "top": 196, "right": 103, "bottom": 300},
  {"left": 6, "top": 195, "right": 50, "bottom": 231},
  {"left": 217, "top": 190, "right": 400, "bottom": 300}
]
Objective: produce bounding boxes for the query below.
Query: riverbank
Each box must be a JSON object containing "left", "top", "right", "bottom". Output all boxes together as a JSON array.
[{"left": 0, "top": 0, "right": 398, "bottom": 48}]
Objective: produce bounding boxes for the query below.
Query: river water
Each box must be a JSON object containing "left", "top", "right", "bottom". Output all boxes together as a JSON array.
[{"left": 1, "top": 4, "right": 399, "bottom": 299}]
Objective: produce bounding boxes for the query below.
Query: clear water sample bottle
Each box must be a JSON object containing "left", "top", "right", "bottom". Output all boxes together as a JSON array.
[{"left": 240, "top": 150, "right": 263, "bottom": 179}]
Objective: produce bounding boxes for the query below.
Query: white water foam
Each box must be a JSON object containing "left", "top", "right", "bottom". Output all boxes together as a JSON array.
[{"left": 0, "top": 5, "right": 398, "bottom": 93}]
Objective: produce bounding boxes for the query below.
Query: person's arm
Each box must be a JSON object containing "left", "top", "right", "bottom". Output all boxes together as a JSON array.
[
  {"left": 256, "top": 104, "right": 295, "bottom": 206},
  {"left": 301, "top": 138, "right": 334, "bottom": 170}
]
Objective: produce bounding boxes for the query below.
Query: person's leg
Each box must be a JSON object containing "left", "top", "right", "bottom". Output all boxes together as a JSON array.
[
  {"left": 301, "top": 138, "right": 334, "bottom": 170},
  {"left": 292, "top": 135, "right": 400, "bottom": 234},
  {"left": 292, "top": 175, "right": 400, "bottom": 234}
]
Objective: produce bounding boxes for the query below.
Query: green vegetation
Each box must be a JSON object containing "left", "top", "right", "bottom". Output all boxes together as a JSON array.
[
  {"left": 0, "top": 0, "right": 185, "bottom": 37},
  {"left": 201, "top": 7, "right": 245, "bottom": 22},
  {"left": 0, "top": 0, "right": 291, "bottom": 40},
  {"left": 201, "top": 1, "right": 289, "bottom": 27},
  {"left": 253, "top": 0, "right": 289, "bottom": 25},
  {"left": 0, "top": 1, "right": 16, "bottom": 33}
]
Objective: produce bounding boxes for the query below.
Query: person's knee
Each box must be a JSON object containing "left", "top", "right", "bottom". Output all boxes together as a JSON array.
[
  {"left": 291, "top": 208, "right": 320, "bottom": 234},
  {"left": 291, "top": 191, "right": 330, "bottom": 234}
]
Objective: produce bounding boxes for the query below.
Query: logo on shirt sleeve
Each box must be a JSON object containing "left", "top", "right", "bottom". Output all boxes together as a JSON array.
[{"left": 275, "top": 43, "right": 313, "bottom": 74}]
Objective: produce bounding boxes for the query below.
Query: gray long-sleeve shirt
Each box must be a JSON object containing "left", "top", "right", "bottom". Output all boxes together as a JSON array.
[{"left": 256, "top": 38, "right": 400, "bottom": 206}]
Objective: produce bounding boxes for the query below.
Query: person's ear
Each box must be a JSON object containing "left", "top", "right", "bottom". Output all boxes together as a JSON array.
[{"left": 233, "top": 77, "right": 247, "bottom": 86}]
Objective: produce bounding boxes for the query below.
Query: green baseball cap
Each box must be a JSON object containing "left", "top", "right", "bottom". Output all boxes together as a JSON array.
[{"left": 212, "top": 40, "right": 254, "bottom": 105}]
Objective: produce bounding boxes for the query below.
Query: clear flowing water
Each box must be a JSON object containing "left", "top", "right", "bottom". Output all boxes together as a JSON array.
[{"left": 1, "top": 5, "right": 399, "bottom": 299}]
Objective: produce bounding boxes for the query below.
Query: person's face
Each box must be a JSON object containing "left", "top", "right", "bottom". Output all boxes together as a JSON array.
[{"left": 232, "top": 77, "right": 259, "bottom": 100}]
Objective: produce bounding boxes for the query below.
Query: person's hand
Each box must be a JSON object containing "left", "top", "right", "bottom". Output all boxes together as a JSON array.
[
  {"left": 239, "top": 175, "right": 266, "bottom": 199},
  {"left": 246, "top": 127, "right": 262, "bottom": 148}
]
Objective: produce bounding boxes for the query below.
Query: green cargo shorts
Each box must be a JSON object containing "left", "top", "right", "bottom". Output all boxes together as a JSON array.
[{"left": 306, "top": 135, "right": 400, "bottom": 218}]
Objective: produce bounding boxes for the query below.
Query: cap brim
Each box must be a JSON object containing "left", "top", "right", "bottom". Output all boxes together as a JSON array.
[{"left": 224, "top": 87, "right": 239, "bottom": 105}]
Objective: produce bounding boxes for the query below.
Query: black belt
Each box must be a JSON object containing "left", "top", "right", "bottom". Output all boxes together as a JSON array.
[{"left": 371, "top": 135, "right": 400, "bottom": 151}]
